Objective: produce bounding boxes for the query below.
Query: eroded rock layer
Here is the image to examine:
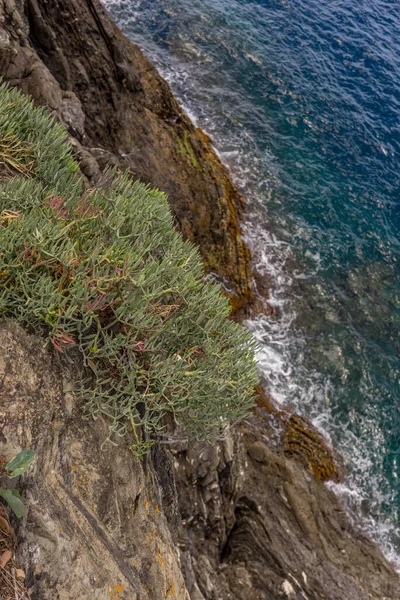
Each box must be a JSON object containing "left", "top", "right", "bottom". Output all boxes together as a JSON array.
[
  {"left": 0, "top": 1, "right": 400, "bottom": 599},
  {"left": 168, "top": 419, "right": 400, "bottom": 600},
  {"left": 0, "top": 0, "right": 253, "bottom": 308}
]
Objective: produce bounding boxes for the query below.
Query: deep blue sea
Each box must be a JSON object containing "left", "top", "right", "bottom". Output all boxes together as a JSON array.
[{"left": 103, "top": 0, "right": 400, "bottom": 567}]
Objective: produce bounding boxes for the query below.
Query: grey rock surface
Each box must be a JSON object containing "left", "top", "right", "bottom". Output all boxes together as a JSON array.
[
  {"left": 167, "top": 423, "right": 400, "bottom": 599},
  {"left": 0, "top": 1, "right": 399, "bottom": 598},
  {"left": 0, "top": 322, "right": 188, "bottom": 600}
]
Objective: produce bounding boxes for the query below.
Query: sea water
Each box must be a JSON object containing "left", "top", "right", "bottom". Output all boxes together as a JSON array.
[{"left": 103, "top": 0, "right": 400, "bottom": 567}]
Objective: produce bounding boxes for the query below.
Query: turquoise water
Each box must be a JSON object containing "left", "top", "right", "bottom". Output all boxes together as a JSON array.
[{"left": 103, "top": 0, "right": 400, "bottom": 565}]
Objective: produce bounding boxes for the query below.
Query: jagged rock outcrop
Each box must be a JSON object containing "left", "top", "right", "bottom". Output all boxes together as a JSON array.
[
  {"left": 0, "top": 321, "right": 188, "bottom": 600},
  {"left": 0, "top": 2, "right": 400, "bottom": 599},
  {"left": 169, "top": 415, "right": 400, "bottom": 600},
  {"left": 0, "top": 0, "right": 253, "bottom": 311},
  {"left": 2, "top": 322, "right": 399, "bottom": 600}
]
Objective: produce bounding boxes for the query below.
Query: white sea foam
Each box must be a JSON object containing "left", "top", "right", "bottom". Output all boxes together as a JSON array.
[
  {"left": 102, "top": 0, "right": 141, "bottom": 10},
  {"left": 99, "top": 1, "right": 400, "bottom": 572}
]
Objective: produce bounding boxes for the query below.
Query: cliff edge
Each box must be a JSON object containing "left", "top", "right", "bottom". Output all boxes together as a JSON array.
[
  {"left": 0, "top": 0, "right": 253, "bottom": 310},
  {"left": 0, "top": 1, "right": 399, "bottom": 600}
]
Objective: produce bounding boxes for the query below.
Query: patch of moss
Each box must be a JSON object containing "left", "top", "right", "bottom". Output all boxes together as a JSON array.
[{"left": 176, "top": 129, "right": 198, "bottom": 168}]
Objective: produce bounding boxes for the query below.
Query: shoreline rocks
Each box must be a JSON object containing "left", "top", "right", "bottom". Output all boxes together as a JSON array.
[{"left": 0, "top": 1, "right": 399, "bottom": 598}]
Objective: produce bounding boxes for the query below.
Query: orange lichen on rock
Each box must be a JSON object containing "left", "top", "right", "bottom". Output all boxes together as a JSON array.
[
  {"left": 165, "top": 579, "right": 175, "bottom": 598},
  {"left": 255, "top": 384, "right": 340, "bottom": 482},
  {"left": 283, "top": 414, "right": 340, "bottom": 482}
]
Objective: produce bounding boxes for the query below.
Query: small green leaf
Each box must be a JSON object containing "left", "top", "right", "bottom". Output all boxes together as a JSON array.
[
  {"left": 9, "top": 489, "right": 22, "bottom": 501},
  {"left": 6, "top": 450, "right": 35, "bottom": 478},
  {"left": 0, "top": 488, "right": 24, "bottom": 518}
]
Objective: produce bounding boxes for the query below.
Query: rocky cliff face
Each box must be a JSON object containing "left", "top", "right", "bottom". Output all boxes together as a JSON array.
[
  {"left": 0, "top": 322, "right": 188, "bottom": 600},
  {"left": 170, "top": 418, "right": 400, "bottom": 600},
  {"left": 1, "top": 322, "right": 399, "bottom": 600},
  {"left": 0, "top": 1, "right": 399, "bottom": 599},
  {"left": 0, "top": 0, "right": 253, "bottom": 310}
]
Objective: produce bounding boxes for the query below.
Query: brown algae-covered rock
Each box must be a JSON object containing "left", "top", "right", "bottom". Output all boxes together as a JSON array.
[
  {"left": 256, "top": 384, "right": 340, "bottom": 482},
  {"left": 283, "top": 413, "right": 340, "bottom": 483}
]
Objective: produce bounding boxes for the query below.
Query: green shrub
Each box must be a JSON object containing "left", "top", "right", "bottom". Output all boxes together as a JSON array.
[{"left": 0, "top": 83, "right": 257, "bottom": 450}]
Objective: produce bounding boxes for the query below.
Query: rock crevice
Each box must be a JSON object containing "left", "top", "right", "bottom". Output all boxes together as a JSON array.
[{"left": 0, "top": 1, "right": 399, "bottom": 599}]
